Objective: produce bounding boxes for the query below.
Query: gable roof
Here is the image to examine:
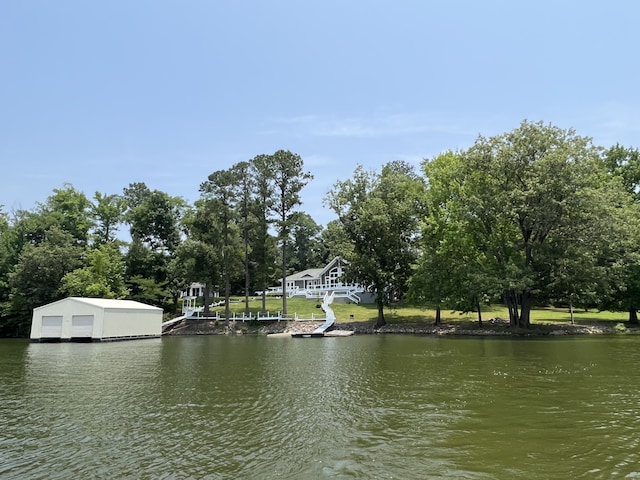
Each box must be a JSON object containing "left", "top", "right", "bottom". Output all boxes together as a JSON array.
[
  {"left": 70, "top": 297, "right": 162, "bottom": 310},
  {"left": 319, "top": 256, "right": 348, "bottom": 277},
  {"left": 284, "top": 268, "right": 324, "bottom": 282},
  {"left": 281, "top": 257, "right": 349, "bottom": 283},
  {"left": 34, "top": 297, "right": 162, "bottom": 312}
]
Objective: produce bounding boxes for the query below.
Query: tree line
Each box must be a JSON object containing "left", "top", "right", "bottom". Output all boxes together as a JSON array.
[
  {"left": 331, "top": 121, "right": 640, "bottom": 329},
  {"left": 2, "top": 121, "right": 640, "bottom": 336},
  {"left": 330, "top": 120, "right": 640, "bottom": 328},
  {"left": 0, "top": 150, "right": 323, "bottom": 336}
]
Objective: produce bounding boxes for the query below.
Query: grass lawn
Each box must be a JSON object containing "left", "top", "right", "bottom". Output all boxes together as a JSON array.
[{"left": 199, "top": 297, "right": 629, "bottom": 325}]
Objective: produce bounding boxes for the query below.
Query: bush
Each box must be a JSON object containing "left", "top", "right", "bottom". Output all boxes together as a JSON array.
[{"left": 614, "top": 322, "right": 628, "bottom": 334}]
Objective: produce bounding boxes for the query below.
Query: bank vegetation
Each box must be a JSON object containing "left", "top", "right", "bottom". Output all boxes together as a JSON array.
[{"left": 2, "top": 121, "right": 640, "bottom": 337}]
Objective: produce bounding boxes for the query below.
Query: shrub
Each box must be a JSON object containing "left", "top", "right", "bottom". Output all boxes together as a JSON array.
[{"left": 614, "top": 322, "right": 628, "bottom": 334}]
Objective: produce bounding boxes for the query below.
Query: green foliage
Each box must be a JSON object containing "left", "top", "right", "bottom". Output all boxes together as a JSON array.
[
  {"left": 4, "top": 122, "right": 640, "bottom": 337},
  {"left": 411, "top": 150, "right": 497, "bottom": 323},
  {"left": 60, "top": 244, "right": 129, "bottom": 298},
  {"left": 417, "top": 121, "right": 624, "bottom": 328},
  {"left": 123, "top": 238, "right": 174, "bottom": 310},
  {"left": 320, "top": 219, "right": 353, "bottom": 263},
  {"left": 126, "top": 275, "right": 171, "bottom": 308},
  {"left": 170, "top": 238, "right": 220, "bottom": 292},
  {"left": 269, "top": 150, "right": 313, "bottom": 314},
  {"left": 233, "top": 161, "right": 255, "bottom": 313},
  {"left": 90, "top": 191, "right": 126, "bottom": 244},
  {"left": 7, "top": 226, "right": 84, "bottom": 324},
  {"left": 250, "top": 154, "right": 278, "bottom": 312},
  {"left": 614, "top": 322, "right": 629, "bottom": 334},
  {"left": 124, "top": 183, "right": 185, "bottom": 254},
  {"left": 287, "top": 212, "right": 324, "bottom": 273},
  {"left": 603, "top": 144, "right": 640, "bottom": 201},
  {"left": 327, "top": 160, "right": 425, "bottom": 327},
  {"left": 121, "top": 183, "right": 186, "bottom": 309},
  {"left": 39, "top": 184, "right": 93, "bottom": 246},
  {"left": 200, "top": 167, "right": 245, "bottom": 319}
]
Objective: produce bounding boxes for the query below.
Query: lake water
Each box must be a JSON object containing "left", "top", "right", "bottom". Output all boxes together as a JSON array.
[{"left": 1, "top": 334, "right": 639, "bottom": 479}]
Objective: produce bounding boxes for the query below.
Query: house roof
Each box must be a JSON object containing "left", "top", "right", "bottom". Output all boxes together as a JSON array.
[
  {"left": 35, "top": 297, "right": 162, "bottom": 311},
  {"left": 285, "top": 268, "right": 324, "bottom": 282},
  {"left": 71, "top": 297, "right": 162, "bottom": 310},
  {"left": 282, "top": 257, "right": 349, "bottom": 282},
  {"left": 319, "top": 256, "right": 348, "bottom": 277}
]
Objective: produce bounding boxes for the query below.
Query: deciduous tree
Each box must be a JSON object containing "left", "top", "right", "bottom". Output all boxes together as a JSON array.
[
  {"left": 425, "top": 121, "right": 618, "bottom": 328},
  {"left": 61, "top": 244, "right": 129, "bottom": 298},
  {"left": 39, "top": 184, "right": 93, "bottom": 246},
  {"left": 8, "top": 226, "right": 83, "bottom": 324},
  {"left": 287, "top": 212, "right": 324, "bottom": 273},
  {"left": 122, "top": 184, "right": 186, "bottom": 309},
  {"left": 91, "top": 192, "right": 126, "bottom": 245},
  {"left": 328, "top": 161, "right": 424, "bottom": 327}
]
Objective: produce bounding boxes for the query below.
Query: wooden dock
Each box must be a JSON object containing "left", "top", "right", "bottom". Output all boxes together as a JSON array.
[
  {"left": 291, "top": 332, "right": 326, "bottom": 338},
  {"left": 291, "top": 329, "right": 354, "bottom": 338}
]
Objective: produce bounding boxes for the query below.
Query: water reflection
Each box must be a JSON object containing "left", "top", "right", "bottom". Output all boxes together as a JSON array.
[
  {"left": 1, "top": 336, "right": 640, "bottom": 479},
  {"left": 5, "top": 340, "right": 164, "bottom": 480}
]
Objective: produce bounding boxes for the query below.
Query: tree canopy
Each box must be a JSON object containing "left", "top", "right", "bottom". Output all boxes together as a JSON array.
[
  {"left": 328, "top": 160, "right": 425, "bottom": 327},
  {"left": 415, "top": 121, "right": 636, "bottom": 327},
  {"left": 3, "top": 121, "right": 640, "bottom": 336}
]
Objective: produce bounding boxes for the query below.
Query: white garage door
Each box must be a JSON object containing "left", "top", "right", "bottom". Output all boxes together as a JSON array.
[
  {"left": 71, "top": 315, "right": 94, "bottom": 338},
  {"left": 41, "top": 316, "right": 63, "bottom": 337}
]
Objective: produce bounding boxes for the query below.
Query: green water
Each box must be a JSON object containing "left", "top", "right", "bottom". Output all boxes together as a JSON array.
[{"left": 1, "top": 334, "right": 639, "bottom": 479}]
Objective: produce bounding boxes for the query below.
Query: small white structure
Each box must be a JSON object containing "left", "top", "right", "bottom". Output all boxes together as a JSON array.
[{"left": 30, "top": 297, "right": 163, "bottom": 342}]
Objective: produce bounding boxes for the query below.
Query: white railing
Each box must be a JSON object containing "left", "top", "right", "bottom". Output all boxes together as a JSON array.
[
  {"left": 182, "top": 310, "right": 326, "bottom": 322},
  {"left": 299, "top": 285, "right": 363, "bottom": 303},
  {"left": 181, "top": 300, "right": 225, "bottom": 315},
  {"left": 305, "top": 282, "right": 362, "bottom": 292}
]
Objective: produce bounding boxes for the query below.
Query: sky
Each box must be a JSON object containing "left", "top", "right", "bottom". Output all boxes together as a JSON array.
[{"left": 1, "top": 0, "right": 639, "bottom": 226}]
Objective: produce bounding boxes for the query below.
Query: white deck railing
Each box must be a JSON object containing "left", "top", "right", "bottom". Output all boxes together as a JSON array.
[{"left": 181, "top": 310, "right": 327, "bottom": 322}]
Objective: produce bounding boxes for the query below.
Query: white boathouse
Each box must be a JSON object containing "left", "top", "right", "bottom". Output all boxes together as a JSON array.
[{"left": 30, "top": 297, "right": 163, "bottom": 342}]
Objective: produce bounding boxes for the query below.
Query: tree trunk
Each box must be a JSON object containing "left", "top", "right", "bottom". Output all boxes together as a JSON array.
[
  {"left": 225, "top": 270, "right": 231, "bottom": 326},
  {"left": 569, "top": 301, "right": 575, "bottom": 325},
  {"left": 629, "top": 308, "right": 638, "bottom": 324},
  {"left": 375, "top": 294, "right": 386, "bottom": 328},
  {"left": 434, "top": 303, "right": 441, "bottom": 326},
  {"left": 244, "top": 240, "right": 250, "bottom": 316},
  {"left": 476, "top": 300, "right": 482, "bottom": 328},
  {"left": 506, "top": 292, "right": 519, "bottom": 328},
  {"left": 260, "top": 217, "right": 268, "bottom": 316},
  {"left": 281, "top": 238, "right": 287, "bottom": 316},
  {"left": 203, "top": 284, "right": 210, "bottom": 316},
  {"left": 520, "top": 291, "right": 531, "bottom": 329},
  {"left": 506, "top": 290, "right": 531, "bottom": 329}
]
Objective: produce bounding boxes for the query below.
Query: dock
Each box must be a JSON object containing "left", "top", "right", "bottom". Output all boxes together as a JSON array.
[
  {"left": 291, "top": 292, "right": 353, "bottom": 338},
  {"left": 291, "top": 331, "right": 327, "bottom": 338}
]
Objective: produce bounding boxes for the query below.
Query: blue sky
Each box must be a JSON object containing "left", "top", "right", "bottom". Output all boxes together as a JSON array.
[{"left": 1, "top": 0, "right": 638, "bottom": 226}]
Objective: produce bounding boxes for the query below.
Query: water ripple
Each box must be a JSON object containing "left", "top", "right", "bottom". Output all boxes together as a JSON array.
[{"left": 2, "top": 336, "right": 640, "bottom": 479}]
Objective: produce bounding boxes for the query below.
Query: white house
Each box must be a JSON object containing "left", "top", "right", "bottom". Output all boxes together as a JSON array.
[
  {"left": 30, "top": 297, "right": 163, "bottom": 342},
  {"left": 287, "top": 256, "right": 345, "bottom": 290},
  {"left": 179, "top": 283, "right": 222, "bottom": 315},
  {"left": 180, "top": 283, "right": 218, "bottom": 299},
  {"left": 269, "top": 257, "right": 373, "bottom": 304}
]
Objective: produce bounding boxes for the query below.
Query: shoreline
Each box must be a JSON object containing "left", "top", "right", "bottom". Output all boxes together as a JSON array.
[{"left": 163, "top": 318, "right": 639, "bottom": 337}]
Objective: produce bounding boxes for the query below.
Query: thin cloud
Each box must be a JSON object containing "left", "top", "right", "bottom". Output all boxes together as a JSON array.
[
  {"left": 570, "top": 102, "right": 640, "bottom": 148},
  {"left": 269, "top": 112, "right": 482, "bottom": 139},
  {"left": 598, "top": 103, "right": 640, "bottom": 140}
]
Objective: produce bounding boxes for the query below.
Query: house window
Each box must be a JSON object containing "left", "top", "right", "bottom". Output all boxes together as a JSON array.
[{"left": 327, "top": 266, "right": 343, "bottom": 287}]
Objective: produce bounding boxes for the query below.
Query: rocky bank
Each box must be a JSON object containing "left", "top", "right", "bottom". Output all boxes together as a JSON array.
[{"left": 163, "top": 317, "right": 635, "bottom": 337}]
